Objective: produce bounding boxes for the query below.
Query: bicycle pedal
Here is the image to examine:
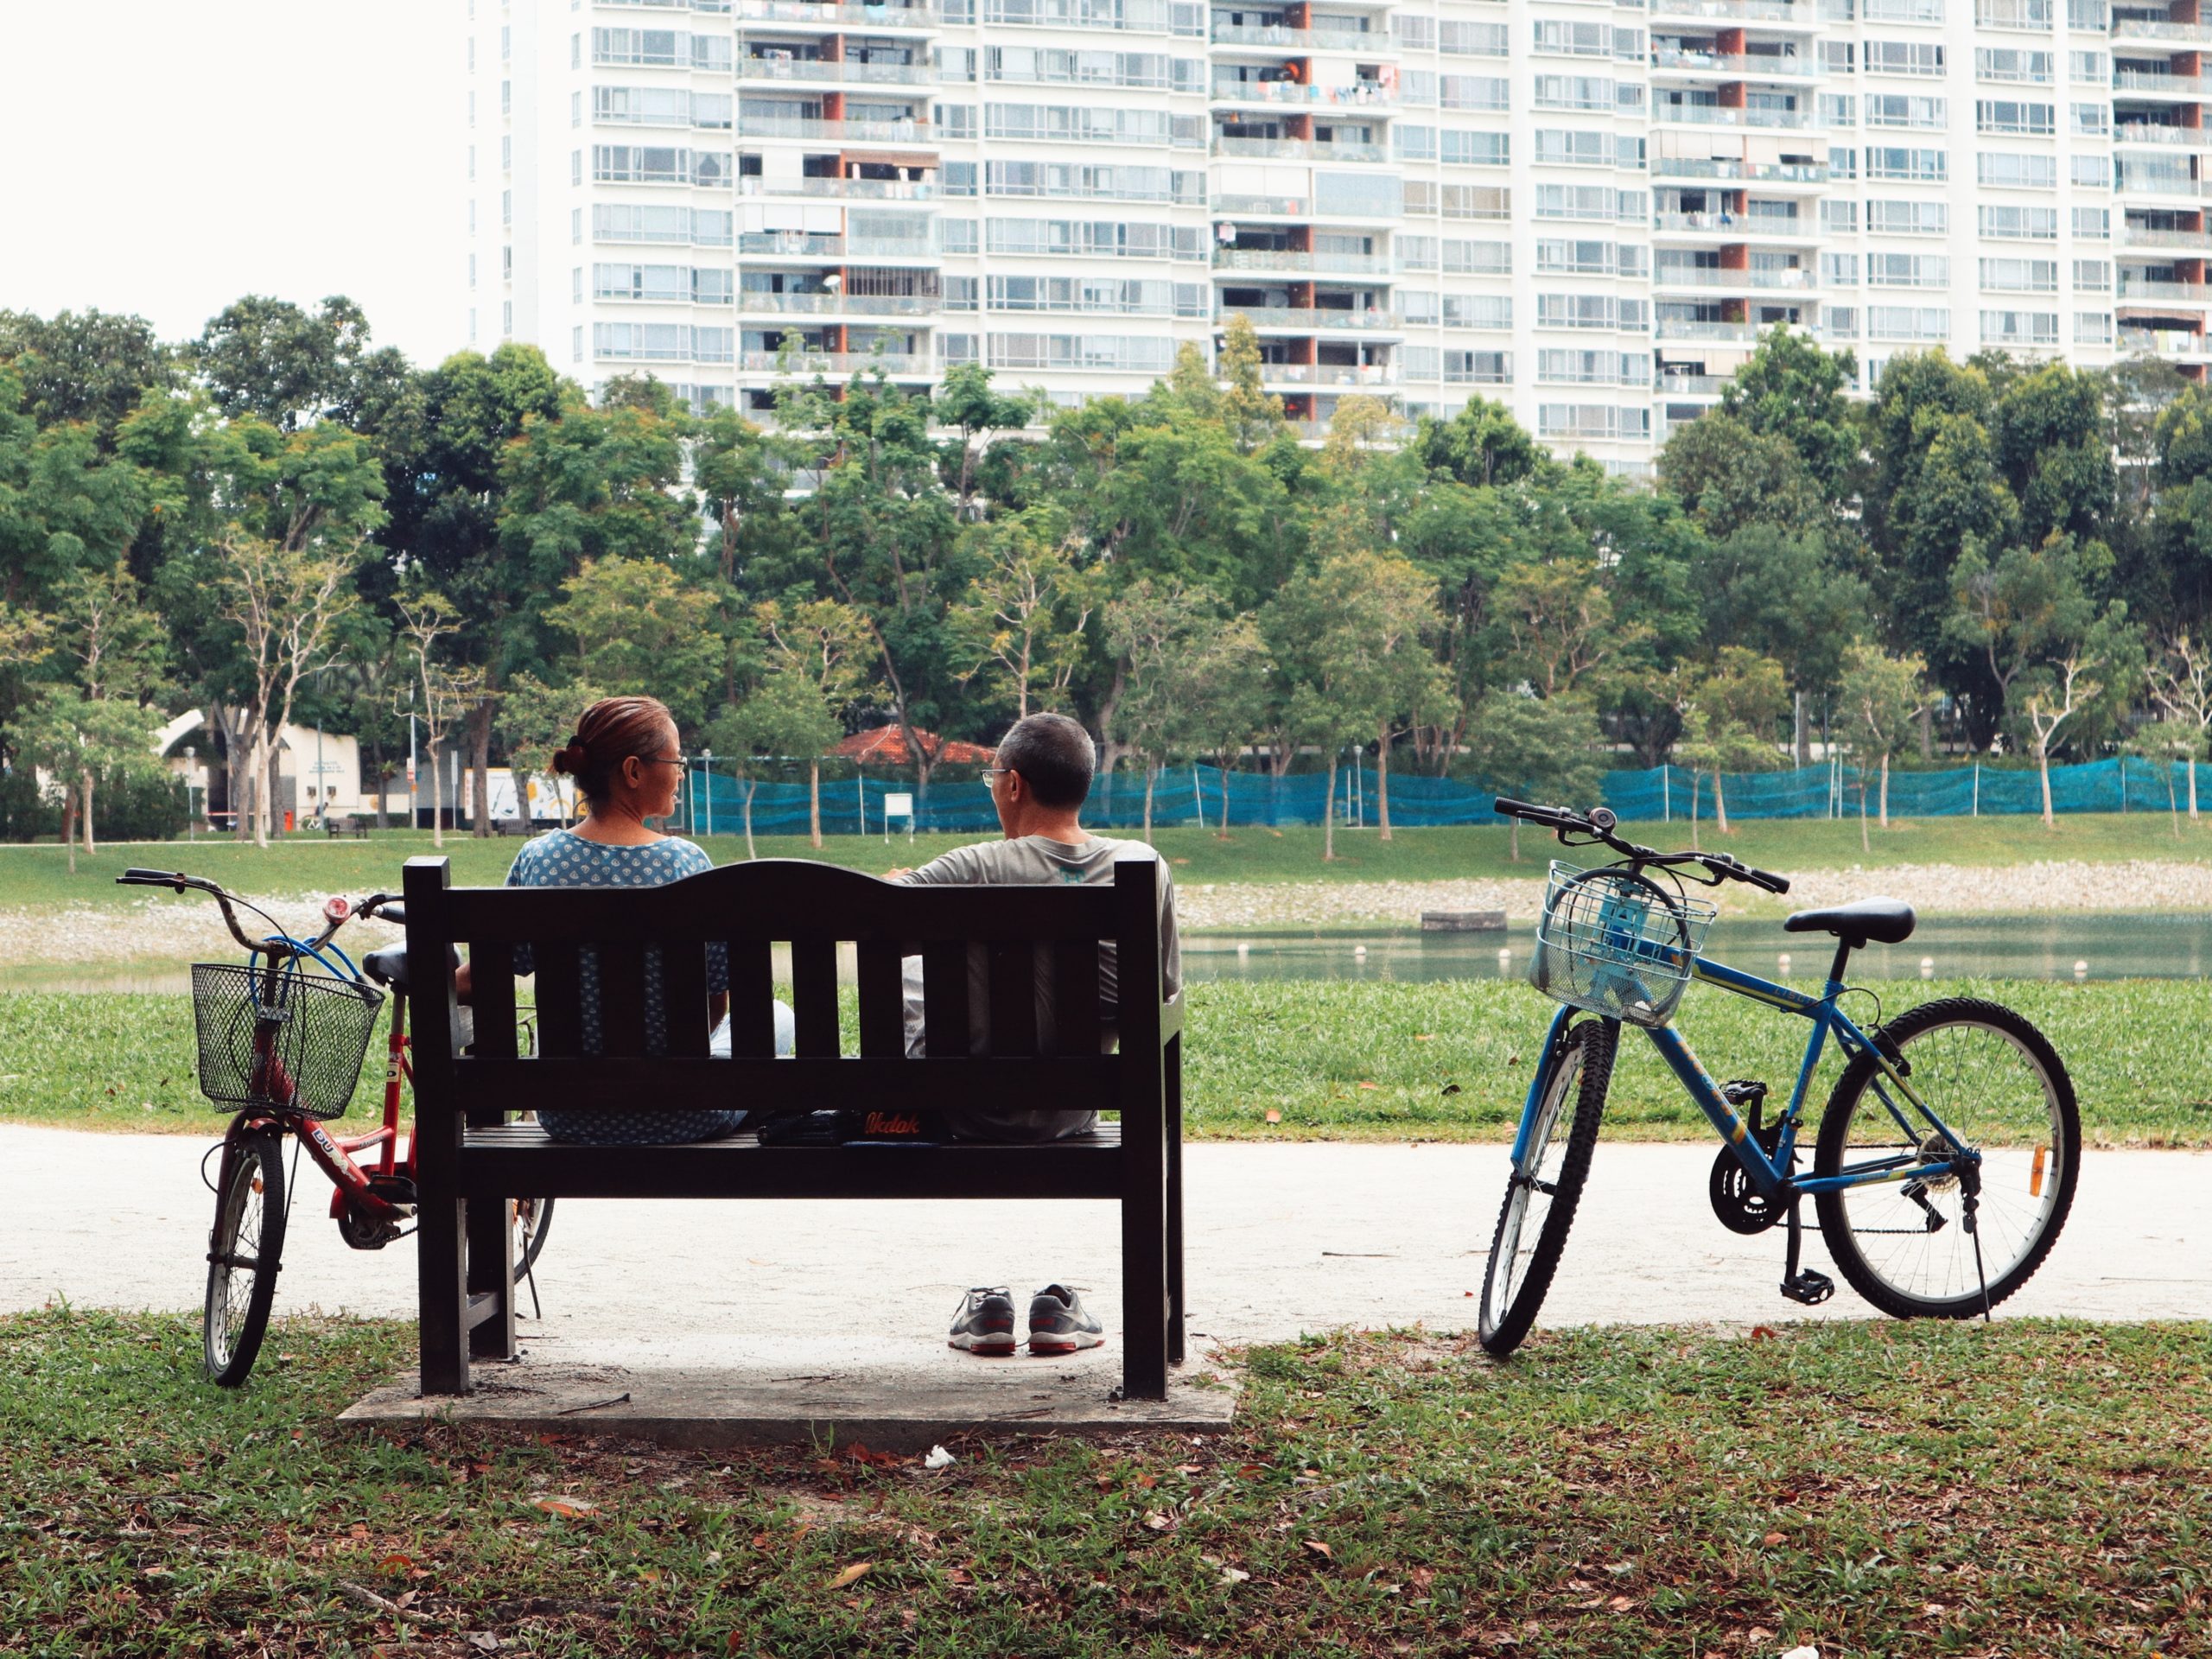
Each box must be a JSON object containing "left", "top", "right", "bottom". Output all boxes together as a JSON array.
[{"left": 1779, "top": 1269, "right": 1835, "bottom": 1306}]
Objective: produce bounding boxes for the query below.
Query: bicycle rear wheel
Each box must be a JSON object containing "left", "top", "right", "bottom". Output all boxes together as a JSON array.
[
  {"left": 515, "top": 1197, "right": 555, "bottom": 1281},
  {"left": 204, "top": 1129, "right": 287, "bottom": 1387},
  {"left": 1814, "top": 998, "right": 2080, "bottom": 1319},
  {"left": 1478, "top": 1018, "right": 1617, "bottom": 1357}
]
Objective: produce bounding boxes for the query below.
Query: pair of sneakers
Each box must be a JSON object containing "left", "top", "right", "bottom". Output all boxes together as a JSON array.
[{"left": 948, "top": 1284, "right": 1103, "bottom": 1356}]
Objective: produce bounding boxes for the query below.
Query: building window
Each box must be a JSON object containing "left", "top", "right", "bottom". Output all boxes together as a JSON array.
[
  {"left": 2075, "top": 311, "right": 2112, "bottom": 343},
  {"left": 502, "top": 301, "right": 513, "bottom": 337},
  {"left": 573, "top": 325, "right": 585, "bottom": 363}
]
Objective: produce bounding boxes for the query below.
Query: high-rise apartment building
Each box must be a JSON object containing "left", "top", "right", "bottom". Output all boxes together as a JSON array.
[{"left": 467, "top": 0, "right": 2209, "bottom": 470}]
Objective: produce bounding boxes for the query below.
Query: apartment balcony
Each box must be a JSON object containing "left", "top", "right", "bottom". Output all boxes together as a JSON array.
[
  {"left": 1655, "top": 372, "right": 1732, "bottom": 393},
  {"left": 1652, "top": 265, "right": 1818, "bottom": 289},
  {"left": 1224, "top": 304, "right": 1402, "bottom": 332},
  {"left": 1654, "top": 211, "right": 1820, "bottom": 241},
  {"left": 2113, "top": 71, "right": 2212, "bottom": 99},
  {"left": 1652, "top": 104, "right": 1815, "bottom": 129},
  {"left": 1212, "top": 136, "right": 1389, "bottom": 162},
  {"left": 2118, "top": 174, "right": 2212, "bottom": 200},
  {"left": 2124, "top": 224, "right": 2212, "bottom": 250},
  {"left": 1258, "top": 362, "right": 1402, "bottom": 387},
  {"left": 736, "top": 292, "right": 944, "bottom": 315},
  {"left": 1211, "top": 23, "right": 1384, "bottom": 50},
  {"left": 2120, "top": 278, "right": 2212, "bottom": 302},
  {"left": 2119, "top": 327, "right": 2212, "bottom": 359},
  {"left": 735, "top": 57, "right": 935, "bottom": 84},
  {"left": 734, "top": 0, "right": 939, "bottom": 27},
  {"left": 737, "top": 176, "right": 940, "bottom": 201},
  {"left": 1649, "top": 49, "right": 1824, "bottom": 79},
  {"left": 1648, "top": 0, "right": 1820, "bottom": 28},
  {"left": 1215, "top": 248, "right": 1394, "bottom": 274},
  {"left": 1652, "top": 157, "right": 1830, "bottom": 186},
  {"left": 736, "top": 231, "right": 940, "bottom": 261},
  {"left": 1654, "top": 318, "right": 1764, "bottom": 341},
  {"left": 2115, "top": 124, "right": 2212, "bottom": 149},
  {"left": 737, "top": 116, "right": 930, "bottom": 141},
  {"left": 741, "top": 350, "right": 932, "bottom": 373},
  {"left": 1209, "top": 79, "right": 1401, "bottom": 109},
  {"left": 2112, "top": 18, "right": 2212, "bottom": 43}
]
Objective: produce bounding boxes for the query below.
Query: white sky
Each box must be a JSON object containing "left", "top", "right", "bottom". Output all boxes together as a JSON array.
[{"left": 0, "top": 1, "right": 466, "bottom": 368}]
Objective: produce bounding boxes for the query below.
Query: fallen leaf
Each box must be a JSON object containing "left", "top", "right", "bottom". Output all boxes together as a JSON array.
[
  {"left": 1264, "top": 1109, "right": 1281, "bottom": 1124},
  {"left": 1607, "top": 1594, "right": 1635, "bottom": 1611},
  {"left": 727, "top": 1633, "right": 745, "bottom": 1654},
  {"left": 1143, "top": 1511, "right": 1173, "bottom": 1532},
  {"left": 1174, "top": 1463, "right": 1203, "bottom": 1475},
  {"left": 1410, "top": 1567, "right": 1435, "bottom": 1591},
  {"left": 1220, "top": 1565, "right": 1251, "bottom": 1585},
  {"left": 532, "top": 1497, "right": 597, "bottom": 1518},
  {"left": 750, "top": 1531, "right": 771, "bottom": 1549},
  {"left": 828, "top": 1562, "right": 872, "bottom": 1590},
  {"left": 1441, "top": 1083, "right": 1462, "bottom": 1096},
  {"left": 378, "top": 1554, "right": 414, "bottom": 1574},
  {"left": 1414, "top": 1033, "right": 1434, "bottom": 1041},
  {"left": 639, "top": 1567, "right": 664, "bottom": 1583},
  {"left": 1135, "top": 1473, "right": 1158, "bottom": 1489},
  {"left": 1764, "top": 1531, "right": 1787, "bottom": 1547},
  {"left": 1237, "top": 1463, "right": 1268, "bottom": 1478},
  {"left": 1357, "top": 1081, "right": 1378, "bottom": 1090},
  {"left": 467, "top": 1637, "right": 499, "bottom": 1655},
  {"left": 1751, "top": 1325, "right": 1780, "bottom": 1341},
  {"left": 1302, "top": 1539, "right": 1333, "bottom": 1560}
]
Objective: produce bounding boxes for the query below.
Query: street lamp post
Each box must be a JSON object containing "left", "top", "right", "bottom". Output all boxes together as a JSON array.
[
  {"left": 701, "top": 749, "right": 714, "bottom": 837},
  {"left": 184, "top": 745, "right": 197, "bottom": 842}
]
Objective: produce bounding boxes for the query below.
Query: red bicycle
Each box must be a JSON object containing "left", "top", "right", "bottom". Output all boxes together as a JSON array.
[{"left": 118, "top": 868, "right": 552, "bottom": 1386}]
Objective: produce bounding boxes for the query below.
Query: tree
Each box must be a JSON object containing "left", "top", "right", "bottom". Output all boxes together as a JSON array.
[
  {"left": 756, "top": 596, "right": 872, "bottom": 847},
  {"left": 934, "top": 363, "right": 1041, "bottom": 514},
  {"left": 947, "top": 506, "right": 1096, "bottom": 721},
  {"left": 1716, "top": 325, "right": 1859, "bottom": 501},
  {"left": 1835, "top": 645, "right": 1928, "bottom": 842},
  {"left": 2149, "top": 631, "right": 2212, "bottom": 818},
  {"left": 706, "top": 674, "right": 840, "bottom": 859},
  {"left": 1677, "top": 649, "right": 1788, "bottom": 837},
  {"left": 2122, "top": 719, "right": 2205, "bottom": 838},
  {"left": 1463, "top": 692, "right": 1605, "bottom": 861},
  {"left": 1179, "top": 613, "right": 1272, "bottom": 836},
  {"left": 190, "top": 295, "right": 376, "bottom": 431},
  {"left": 0, "top": 308, "right": 175, "bottom": 443},
  {"left": 1943, "top": 535, "right": 2102, "bottom": 767},
  {"left": 395, "top": 589, "right": 484, "bottom": 848},
  {"left": 16, "top": 689, "right": 164, "bottom": 870},
  {"left": 1493, "top": 557, "right": 1630, "bottom": 700},
  {"left": 543, "top": 557, "right": 726, "bottom": 734},
  {"left": 1102, "top": 580, "right": 1219, "bottom": 841},
  {"left": 2008, "top": 605, "right": 2143, "bottom": 828},
  {"left": 496, "top": 672, "right": 610, "bottom": 829},
  {"left": 1658, "top": 411, "right": 1833, "bottom": 541},
  {"left": 1217, "top": 314, "right": 1286, "bottom": 454},
  {"left": 1411, "top": 396, "right": 1541, "bottom": 489}
]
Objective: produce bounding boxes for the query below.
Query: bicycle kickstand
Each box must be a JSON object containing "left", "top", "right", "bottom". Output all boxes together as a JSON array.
[
  {"left": 1778, "top": 1194, "right": 1835, "bottom": 1307},
  {"left": 1962, "top": 1188, "right": 1994, "bottom": 1323}
]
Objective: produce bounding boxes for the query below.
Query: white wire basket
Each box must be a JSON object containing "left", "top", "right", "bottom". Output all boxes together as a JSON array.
[{"left": 1530, "top": 861, "right": 1717, "bottom": 1028}]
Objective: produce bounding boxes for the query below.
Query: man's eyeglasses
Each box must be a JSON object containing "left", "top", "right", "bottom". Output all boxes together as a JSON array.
[
  {"left": 639, "top": 756, "right": 687, "bottom": 768},
  {"left": 982, "top": 766, "right": 1015, "bottom": 785}
]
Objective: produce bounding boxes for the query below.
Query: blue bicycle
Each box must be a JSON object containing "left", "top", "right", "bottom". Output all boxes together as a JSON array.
[{"left": 1478, "top": 799, "right": 2082, "bottom": 1357}]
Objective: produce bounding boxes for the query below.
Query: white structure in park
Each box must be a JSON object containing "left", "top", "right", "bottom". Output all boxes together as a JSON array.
[{"left": 469, "top": 0, "right": 2207, "bottom": 473}]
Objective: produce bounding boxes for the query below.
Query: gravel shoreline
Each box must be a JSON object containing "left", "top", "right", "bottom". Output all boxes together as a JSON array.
[{"left": 0, "top": 857, "right": 2205, "bottom": 967}]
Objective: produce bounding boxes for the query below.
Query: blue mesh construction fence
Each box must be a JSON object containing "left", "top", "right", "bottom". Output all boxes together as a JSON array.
[{"left": 671, "top": 755, "right": 2210, "bottom": 836}]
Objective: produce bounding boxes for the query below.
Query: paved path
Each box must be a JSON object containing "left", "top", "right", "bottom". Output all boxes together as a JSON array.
[{"left": 13, "top": 1128, "right": 2207, "bottom": 1364}]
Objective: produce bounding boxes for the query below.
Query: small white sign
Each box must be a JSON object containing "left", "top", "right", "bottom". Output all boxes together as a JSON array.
[{"left": 885, "top": 791, "right": 914, "bottom": 817}]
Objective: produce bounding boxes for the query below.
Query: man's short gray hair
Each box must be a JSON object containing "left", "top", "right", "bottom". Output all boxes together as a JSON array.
[{"left": 995, "top": 713, "right": 1096, "bottom": 810}]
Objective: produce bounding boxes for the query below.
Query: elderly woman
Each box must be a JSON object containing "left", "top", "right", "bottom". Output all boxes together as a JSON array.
[{"left": 465, "top": 694, "right": 791, "bottom": 1144}]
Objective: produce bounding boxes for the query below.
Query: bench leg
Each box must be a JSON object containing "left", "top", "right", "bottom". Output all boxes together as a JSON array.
[
  {"left": 467, "top": 1197, "right": 517, "bottom": 1360},
  {"left": 418, "top": 1194, "right": 470, "bottom": 1395},
  {"left": 1166, "top": 1033, "right": 1185, "bottom": 1369},
  {"left": 1122, "top": 1115, "right": 1170, "bottom": 1403}
]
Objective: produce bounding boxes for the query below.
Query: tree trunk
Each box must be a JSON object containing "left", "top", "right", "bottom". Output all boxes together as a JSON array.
[
  {"left": 2168, "top": 766, "right": 2181, "bottom": 839},
  {"left": 1689, "top": 771, "right": 1700, "bottom": 854},
  {"left": 81, "top": 771, "right": 96, "bottom": 856},
  {"left": 429, "top": 738, "right": 446, "bottom": 849},
  {"left": 743, "top": 777, "right": 757, "bottom": 861},
  {"left": 1859, "top": 779, "right": 1870, "bottom": 853},
  {"left": 371, "top": 740, "right": 387, "bottom": 829},
  {"left": 469, "top": 698, "right": 493, "bottom": 838},
  {"left": 1510, "top": 815, "right": 1519, "bottom": 862},
  {"left": 809, "top": 761, "right": 823, "bottom": 849},
  {"left": 1918, "top": 703, "right": 1934, "bottom": 760},
  {"left": 60, "top": 786, "right": 77, "bottom": 875},
  {"left": 1713, "top": 770, "right": 1731, "bottom": 836},
  {"left": 2038, "top": 741, "right": 2055, "bottom": 828},
  {"left": 1878, "top": 752, "right": 1891, "bottom": 830},
  {"left": 1142, "top": 766, "right": 1156, "bottom": 843},
  {"left": 1323, "top": 753, "right": 1338, "bottom": 861},
  {"left": 1376, "top": 721, "right": 1393, "bottom": 842},
  {"left": 2191, "top": 752, "right": 2201, "bottom": 820},
  {"left": 252, "top": 728, "right": 272, "bottom": 848},
  {"left": 1217, "top": 758, "right": 1231, "bottom": 837}
]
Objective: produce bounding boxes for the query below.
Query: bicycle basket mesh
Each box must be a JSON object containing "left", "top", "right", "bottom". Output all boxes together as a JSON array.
[
  {"left": 1529, "top": 862, "right": 1717, "bottom": 1028},
  {"left": 190, "top": 963, "right": 384, "bottom": 1119}
]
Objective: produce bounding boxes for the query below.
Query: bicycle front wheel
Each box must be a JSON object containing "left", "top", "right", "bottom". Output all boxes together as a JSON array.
[
  {"left": 204, "top": 1128, "right": 287, "bottom": 1386},
  {"left": 1814, "top": 998, "right": 2080, "bottom": 1319},
  {"left": 515, "top": 1197, "right": 555, "bottom": 1281},
  {"left": 1478, "top": 1018, "right": 1617, "bottom": 1357}
]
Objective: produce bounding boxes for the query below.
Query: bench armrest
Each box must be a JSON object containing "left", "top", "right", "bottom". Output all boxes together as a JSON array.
[{"left": 1158, "top": 994, "right": 1185, "bottom": 1046}]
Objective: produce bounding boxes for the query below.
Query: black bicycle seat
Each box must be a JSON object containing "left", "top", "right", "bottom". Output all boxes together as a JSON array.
[
  {"left": 1783, "top": 899, "right": 1916, "bottom": 946},
  {"left": 361, "top": 941, "right": 461, "bottom": 990}
]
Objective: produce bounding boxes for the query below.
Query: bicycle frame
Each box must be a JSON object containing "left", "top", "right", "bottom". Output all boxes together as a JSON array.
[
  {"left": 238, "top": 977, "right": 414, "bottom": 1226},
  {"left": 1514, "top": 937, "right": 1976, "bottom": 1206}
]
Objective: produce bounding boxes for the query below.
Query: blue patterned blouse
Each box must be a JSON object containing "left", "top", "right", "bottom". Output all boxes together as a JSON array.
[{"left": 505, "top": 829, "right": 743, "bottom": 1145}]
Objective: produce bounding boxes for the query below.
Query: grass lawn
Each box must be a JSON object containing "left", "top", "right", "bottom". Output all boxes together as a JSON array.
[
  {"left": 5, "top": 1306, "right": 2207, "bottom": 1656},
  {"left": 6, "top": 978, "right": 2209, "bottom": 1146},
  {"left": 8, "top": 810, "right": 2212, "bottom": 912}
]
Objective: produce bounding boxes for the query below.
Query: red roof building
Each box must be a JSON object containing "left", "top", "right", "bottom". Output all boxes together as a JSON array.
[{"left": 830, "top": 727, "right": 997, "bottom": 766}]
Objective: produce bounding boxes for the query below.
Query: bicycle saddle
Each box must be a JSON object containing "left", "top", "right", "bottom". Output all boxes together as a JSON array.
[
  {"left": 1783, "top": 899, "right": 1916, "bottom": 945},
  {"left": 361, "top": 941, "right": 461, "bottom": 990}
]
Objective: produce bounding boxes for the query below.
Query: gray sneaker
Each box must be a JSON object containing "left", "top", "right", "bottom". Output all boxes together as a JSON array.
[
  {"left": 948, "top": 1287, "right": 1018, "bottom": 1355},
  {"left": 1027, "top": 1284, "right": 1104, "bottom": 1355}
]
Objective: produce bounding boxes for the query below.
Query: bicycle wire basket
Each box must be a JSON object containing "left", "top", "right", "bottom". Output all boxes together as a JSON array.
[
  {"left": 1530, "top": 861, "right": 1718, "bottom": 1028},
  {"left": 189, "top": 963, "right": 385, "bottom": 1120}
]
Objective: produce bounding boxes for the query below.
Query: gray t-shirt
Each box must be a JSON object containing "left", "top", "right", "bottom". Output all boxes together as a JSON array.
[{"left": 897, "top": 833, "right": 1181, "bottom": 1061}]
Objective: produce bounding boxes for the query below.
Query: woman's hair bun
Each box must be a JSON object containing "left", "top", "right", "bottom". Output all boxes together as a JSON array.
[{"left": 550, "top": 740, "right": 588, "bottom": 776}]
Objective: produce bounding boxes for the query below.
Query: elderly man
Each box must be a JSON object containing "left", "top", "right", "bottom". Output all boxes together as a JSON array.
[{"left": 893, "top": 711, "right": 1182, "bottom": 1356}]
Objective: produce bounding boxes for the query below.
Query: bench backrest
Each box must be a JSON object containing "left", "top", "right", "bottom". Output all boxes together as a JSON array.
[{"left": 399, "top": 854, "right": 1169, "bottom": 1130}]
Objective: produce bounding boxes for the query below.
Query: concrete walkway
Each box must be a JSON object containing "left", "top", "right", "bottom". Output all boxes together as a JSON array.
[{"left": 11, "top": 1127, "right": 2208, "bottom": 1369}]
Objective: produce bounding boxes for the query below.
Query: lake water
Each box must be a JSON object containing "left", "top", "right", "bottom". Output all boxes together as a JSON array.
[{"left": 1183, "top": 912, "right": 2212, "bottom": 984}]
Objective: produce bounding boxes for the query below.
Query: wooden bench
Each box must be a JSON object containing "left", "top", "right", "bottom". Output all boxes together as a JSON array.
[
  {"left": 323, "top": 814, "right": 369, "bottom": 839},
  {"left": 401, "top": 853, "right": 1186, "bottom": 1400}
]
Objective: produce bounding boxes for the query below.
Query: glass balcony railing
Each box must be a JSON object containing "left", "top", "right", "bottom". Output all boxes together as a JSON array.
[
  {"left": 1213, "top": 249, "right": 1394, "bottom": 273},
  {"left": 1222, "top": 304, "right": 1402, "bottom": 329},
  {"left": 734, "top": 0, "right": 939, "bottom": 22},
  {"left": 736, "top": 57, "right": 933, "bottom": 83},
  {"left": 741, "top": 350, "right": 932, "bottom": 372},
  {"left": 1209, "top": 79, "right": 1401, "bottom": 107},
  {"left": 1650, "top": 49, "right": 1823, "bottom": 76},
  {"left": 1211, "top": 137, "right": 1389, "bottom": 162},
  {"left": 736, "top": 293, "right": 944, "bottom": 314}
]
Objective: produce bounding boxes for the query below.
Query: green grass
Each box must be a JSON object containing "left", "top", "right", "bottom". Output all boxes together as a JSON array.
[
  {"left": 8, "top": 810, "right": 2212, "bottom": 912},
  {"left": 8, "top": 978, "right": 2209, "bottom": 1146},
  {"left": 5, "top": 1306, "right": 2209, "bottom": 1656}
]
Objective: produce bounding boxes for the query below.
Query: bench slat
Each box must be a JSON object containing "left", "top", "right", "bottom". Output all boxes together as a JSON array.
[
  {"left": 470, "top": 942, "right": 518, "bottom": 1064},
  {"left": 596, "top": 941, "right": 649, "bottom": 1056},
  {"left": 534, "top": 943, "right": 584, "bottom": 1058},
  {"left": 792, "top": 938, "right": 839, "bottom": 1057},
  {"left": 660, "top": 940, "right": 712, "bottom": 1058},
  {"left": 1052, "top": 938, "right": 1101, "bottom": 1056},
  {"left": 988, "top": 942, "right": 1037, "bottom": 1057},
  {"left": 451, "top": 1054, "right": 1116, "bottom": 1115},
  {"left": 727, "top": 940, "right": 775, "bottom": 1058},
  {"left": 855, "top": 940, "right": 905, "bottom": 1058},
  {"left": 920, "top": 941, "right": 969, "bottom": 1059}
]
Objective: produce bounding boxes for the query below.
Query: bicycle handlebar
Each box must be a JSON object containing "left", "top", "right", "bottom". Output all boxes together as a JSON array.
[
  {"left": 115, "top": 871, "right": 407, "bottom": 959},
  {"left": 1491, "top": 798, "right": 1791, "bottom": 894}
]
